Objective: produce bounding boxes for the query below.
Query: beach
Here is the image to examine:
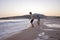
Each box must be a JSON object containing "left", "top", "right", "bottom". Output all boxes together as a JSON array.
[{"left": 0, "top": 19, "right": 60, "bottom": 40}]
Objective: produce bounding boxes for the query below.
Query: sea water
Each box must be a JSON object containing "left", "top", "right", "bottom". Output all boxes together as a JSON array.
[{"left": 0, "top": 19, "right": 30, "bottom": 39}]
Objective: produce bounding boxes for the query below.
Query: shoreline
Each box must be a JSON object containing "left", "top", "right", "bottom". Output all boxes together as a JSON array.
[
  {"left": 4, "top": 21, "right": 41, "bottom": 40},
  {"left": 1, "top": 19, "right": 60, "bottom": 40}
]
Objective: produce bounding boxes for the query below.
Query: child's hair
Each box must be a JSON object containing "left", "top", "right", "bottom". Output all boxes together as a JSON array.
[{"left": 29, "top": 12, "right": 32, "bottom": 14}]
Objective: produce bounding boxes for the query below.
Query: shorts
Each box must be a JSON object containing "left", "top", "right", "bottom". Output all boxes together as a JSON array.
[{"left": 30, "top": 19, "right": 34, "bottom": 23}]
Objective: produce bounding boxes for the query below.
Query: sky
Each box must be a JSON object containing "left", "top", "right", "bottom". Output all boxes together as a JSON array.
[{"left": 0, "top": 0, "right": 60, "bottom": 18}]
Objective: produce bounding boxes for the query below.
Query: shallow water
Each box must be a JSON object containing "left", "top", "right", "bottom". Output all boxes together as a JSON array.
[
  {"left": 44, "top": 22, "right": 60, "bottom": 28},
  {"left": 0, "top": 19, "right": 30, "bottom": 39},
  {"left": 43, "top": 19, "right": 60, "bottom": 28}
]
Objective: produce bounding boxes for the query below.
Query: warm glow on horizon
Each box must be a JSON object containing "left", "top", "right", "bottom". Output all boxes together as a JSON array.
[{"left": 0, "top": 0, "right": 60, "bottom": 18}]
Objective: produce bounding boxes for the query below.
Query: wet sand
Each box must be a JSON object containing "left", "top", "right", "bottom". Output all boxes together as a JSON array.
[
  {"left": 4, "top": 19, "right": 60, "bottom": 40},
  {"left": 4, "top": 21, "right": 41, "bottom": 40}
]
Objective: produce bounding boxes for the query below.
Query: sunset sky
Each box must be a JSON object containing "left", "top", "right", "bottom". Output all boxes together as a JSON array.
[{"left": 0, "top": 0, "right": 60, "bottom": 18}]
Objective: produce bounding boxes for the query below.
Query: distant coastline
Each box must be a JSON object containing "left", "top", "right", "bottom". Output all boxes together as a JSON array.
[{"left": 0, "top": 14, "right": 60, "bottom": 20}]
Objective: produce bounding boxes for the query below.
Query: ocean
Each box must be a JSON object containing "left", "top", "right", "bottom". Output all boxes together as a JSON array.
[{"left": 0, "top": 19, "right": 30, "bottom": 39}]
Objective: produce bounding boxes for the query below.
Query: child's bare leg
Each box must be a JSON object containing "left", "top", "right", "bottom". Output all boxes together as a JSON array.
[
  {"left": 31, "top": 23, "right": 34, "bottom": 27},
  {"left": 37, "top": 19, "right": 40, "bottom": 25}
]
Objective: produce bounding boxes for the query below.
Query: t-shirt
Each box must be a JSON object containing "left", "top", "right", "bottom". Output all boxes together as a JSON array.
[
  {"left": 30, "top": 14, "right": 40, "bottom": 19},
  {"left": 30, "top": 14, "right": 34, "bottom": 19}
]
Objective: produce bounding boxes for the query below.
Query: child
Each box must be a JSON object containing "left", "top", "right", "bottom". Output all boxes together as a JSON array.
[
  {"left": 29, "top": 12, "right": 40, "bottom": 27},
  {"left": 29, "top": 12, "right": 34, "bottom": 27}
]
